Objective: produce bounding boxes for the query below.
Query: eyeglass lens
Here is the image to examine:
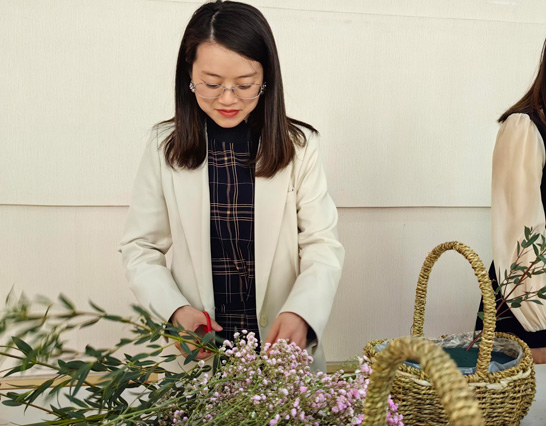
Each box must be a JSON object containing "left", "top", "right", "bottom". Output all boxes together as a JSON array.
[{"left": 194, "top": 84, "right": 261, "bottom": 99}]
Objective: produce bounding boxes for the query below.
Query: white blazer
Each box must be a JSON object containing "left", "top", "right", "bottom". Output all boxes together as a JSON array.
[{"left": 118, "top": 127, "right": 344, "bottom": 370}]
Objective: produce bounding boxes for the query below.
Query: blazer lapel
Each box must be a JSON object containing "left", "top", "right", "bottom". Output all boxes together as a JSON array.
[
  {"left": 172, "top": 162, "right": 215, "bottom": 313},
  {"left": 254, "top": 164, "right": 292, "bottom": 316}
]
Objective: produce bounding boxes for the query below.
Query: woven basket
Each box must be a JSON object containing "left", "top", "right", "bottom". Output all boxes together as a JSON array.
[
  {"left": 363, "top": 337, "right": 484, "bottom": 426},
  {"left": 363, "top": 241, "right": 536, "bottom": 425}
]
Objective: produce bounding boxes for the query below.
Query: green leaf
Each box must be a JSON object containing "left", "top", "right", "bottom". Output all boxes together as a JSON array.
[
  {"left": 527, "top": 299, "right": 543, "bottom": 305},
  {"left": 184, "top": 349, "right": 199, "bottom": 365},
  {"left": 12, "top": 336, "right": 33, "bottom": 355},
  {"left": 71, "top": 362, "right": 93, "bottom": 396},
  {"left": 85, "top": 345, "right": 103, "bottom": 358},
  {"left": 524, "top": 226, "right": 532, "bottom": 240},
  {"left": 103, "top": 315, "right": 123, "bottom": 322},
  {"left": 49, "top": 379, "right": 71, "bottom": 397},
  {"left": 65, "top": 360, "right": 85, "bottom": 370},
  {"left": 65, "top": 394, "right": 89, "bottom": 408},
  {"left": 161, "top": 355, "right": 177, "bottom": 363},
  {"left": 132, "top": 305, "right": 151, "bottom": 317},
  {"left": 4, "top": 365, "right": 24, "bottom": 377},
  {"left": 476, "top": 311, "right": 484, "bottom": 321},
  {"left": 81, "top": 317, "right": 101, "bottom": 329},
  {"left": 202, "top": 332, "right": 213, "bottom": 346},
  {"left": 117, "top": 338, "right": 133, "bottom": 347},
  {"left": 517, "top": 241, "right": 521, "bottom": 256},
  {"left": 131, "top": 352, "right": 149, "bottom": 362},
  {"left": 58, "top": 294, "right": 75, "bottom": 311},
  {"left": 2, "top": 400, "right": 22, "bottom": 407},
  {"left": 528, "top": 233, "right": 540, "bottom": 246},
  {"left": 26, "top": 379, "right": 55, "bottom": 404},
  {"left": 88, "top": 300, "right": 106, "bottom": 313},
  {"left": 135, "top": 335, "right": 153, "bottom": 345},
  {"left": 533, "top": 243, "right": 540, "bottom": 256},
  {"left": 180, "top": 342, "right": 191, "bottom": 355}
]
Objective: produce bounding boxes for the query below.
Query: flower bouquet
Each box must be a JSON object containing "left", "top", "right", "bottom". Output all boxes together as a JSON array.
[{"left": 0, "top": 294, "right": 403, "bottom": 425}]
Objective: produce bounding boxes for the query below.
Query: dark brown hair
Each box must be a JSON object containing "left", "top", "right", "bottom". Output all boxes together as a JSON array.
[
  {"left": 499, "top": 38, "right": 546, "bottom": 125},
  {"left": 159, "top": 0, "right": 316, "bottom": 177}
]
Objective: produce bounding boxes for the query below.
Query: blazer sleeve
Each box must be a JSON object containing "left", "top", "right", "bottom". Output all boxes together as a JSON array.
[
  {"left": 491, "top": 113, "right": 546, "bottom": 332},
  {"left": 279, "top": 134, "right": 345, "bottom": 346},
  {"left": 118, "top": 133, "right": 190, "bottom": 320}
]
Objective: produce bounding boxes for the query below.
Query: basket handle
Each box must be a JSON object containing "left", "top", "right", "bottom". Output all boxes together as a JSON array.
[
  {"left": 410, "top": 241, "right": 497, "bottom": 376},
  {"left": 363, "top": 337, "right": 484, "bottom": 426}
]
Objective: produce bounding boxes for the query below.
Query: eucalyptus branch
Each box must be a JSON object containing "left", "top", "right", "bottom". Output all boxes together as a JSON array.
[
  {"left": 496, "top": 246, "right": 545, "bottom": 314},
  {"left": 470, "top": 227, "right": 546, "bottom": 351},
  {"left": 0, "top": 391, "right": 58, "bottom": 416},
  {"left": 0, "top": 294, "right": 222, "bottom": 424}
]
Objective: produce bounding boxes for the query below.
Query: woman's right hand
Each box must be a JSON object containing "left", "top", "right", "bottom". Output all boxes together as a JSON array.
[{"left": 170, "top": 305, "right": 223, "bottom": 360}]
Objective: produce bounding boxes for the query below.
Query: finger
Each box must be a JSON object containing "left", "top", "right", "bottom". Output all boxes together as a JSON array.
[
  {"left": 210, "top": 319, "right": 223, "bottom": 332},
  {"left": 294, "top": 334, "right": 307, "bottom": 349},
  {"left": 264, "top": 320, "right": 280, "bottom": 346}
]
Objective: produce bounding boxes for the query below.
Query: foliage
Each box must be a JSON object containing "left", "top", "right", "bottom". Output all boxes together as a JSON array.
[
  {"left": 471, "top": 226, "right": 546, "bottom": 349},
  {"left": 0, "top": 294, "right": 402, "bottom": 425},
  {"left": 0, "top": 293, "right": 219, "bottom": 425}
]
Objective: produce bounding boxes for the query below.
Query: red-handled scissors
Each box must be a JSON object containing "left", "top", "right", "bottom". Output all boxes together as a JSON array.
[{"left": 202, "top": 311, "right": 212, "bottom": 334}]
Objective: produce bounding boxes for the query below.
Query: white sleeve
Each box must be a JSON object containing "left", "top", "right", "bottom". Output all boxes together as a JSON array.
[
  {"left": 118, "top": 134, "right": 190, "bottom": 320},
  {"left": 491, "top": 113, "right": 546, "bottom": 332}
]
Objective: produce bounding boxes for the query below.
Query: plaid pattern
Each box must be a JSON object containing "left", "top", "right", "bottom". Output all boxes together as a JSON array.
[{"left": 207, "top": 118, "right": 260, "bottom": 343}]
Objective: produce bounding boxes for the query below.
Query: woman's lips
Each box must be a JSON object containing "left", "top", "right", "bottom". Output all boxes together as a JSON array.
[{"left": 217, "top": 109, "right": 240, "bottom": 117}]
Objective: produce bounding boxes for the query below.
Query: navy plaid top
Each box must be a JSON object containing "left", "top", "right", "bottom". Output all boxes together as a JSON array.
[{"left": 207, "top": 117, "right": 260, "bottom": 342}]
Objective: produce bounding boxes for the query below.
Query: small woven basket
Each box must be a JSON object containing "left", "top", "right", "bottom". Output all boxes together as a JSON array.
[
  {"left": 363, "top": 242, "right": 536, "bottom": 425},
  {"left": 363, "top": 337, "right": 484, "bottom": 426}
]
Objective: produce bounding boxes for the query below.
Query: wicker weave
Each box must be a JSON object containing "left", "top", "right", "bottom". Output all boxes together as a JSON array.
[
  {"left": 363, "top": 337, "right": 484, "bottom": 426},
  {"left": 363, "top": 242, "right": 536, "bottom": 425}
]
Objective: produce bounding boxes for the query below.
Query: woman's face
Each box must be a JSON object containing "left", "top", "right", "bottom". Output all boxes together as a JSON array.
[{"left": 191, "top": 42, "right": 264, "bottom": 128}]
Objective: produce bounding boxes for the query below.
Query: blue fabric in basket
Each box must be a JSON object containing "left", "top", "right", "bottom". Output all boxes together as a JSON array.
[{"left": 373, "top": 332, "right": 523, "bottom": 375}]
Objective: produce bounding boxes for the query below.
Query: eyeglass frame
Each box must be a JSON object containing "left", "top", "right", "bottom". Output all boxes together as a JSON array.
[{"left": 189, "top": 81, "right": 266, "bottom": 100}]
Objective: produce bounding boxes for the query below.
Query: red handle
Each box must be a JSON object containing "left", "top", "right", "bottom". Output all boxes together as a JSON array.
[{"left": 202, "top": 311, "right": 212, "bottom": 333}]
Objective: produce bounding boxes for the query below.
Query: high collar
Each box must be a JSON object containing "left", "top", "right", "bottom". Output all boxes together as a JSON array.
[{"left": 206, "top": 116, "right": 250, "bottom": 145}]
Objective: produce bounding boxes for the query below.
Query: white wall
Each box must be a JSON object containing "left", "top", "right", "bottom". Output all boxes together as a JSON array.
[{"left": 1, "top": 0, "right": 546, "bottom": 377}]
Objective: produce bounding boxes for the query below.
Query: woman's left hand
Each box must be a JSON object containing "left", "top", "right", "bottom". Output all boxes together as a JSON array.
[{"left": 264, "top": 312, "right": 309, "bottom": 349}]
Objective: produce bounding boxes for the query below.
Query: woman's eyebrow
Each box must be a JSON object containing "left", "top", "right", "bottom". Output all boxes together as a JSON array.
[{"left": 201, "top": 71, "right": 258, "bottom": 78}]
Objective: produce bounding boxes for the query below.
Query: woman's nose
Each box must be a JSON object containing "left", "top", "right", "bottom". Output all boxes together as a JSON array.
[{"left": 218, "top": 87, "right": 238, "bottom": 105}]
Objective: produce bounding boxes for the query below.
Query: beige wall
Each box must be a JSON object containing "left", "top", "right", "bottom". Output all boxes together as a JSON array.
[{"left": 2, "top": 0, "right": 546, "bottom": 378}]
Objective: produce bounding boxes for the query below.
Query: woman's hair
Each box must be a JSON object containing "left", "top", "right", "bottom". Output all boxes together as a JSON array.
[
  {"left": 499, "top": 38, "right": 546, "bottom": 124},
  {"left": 159, "top": 0, "right": 316, "bottom": 177}
]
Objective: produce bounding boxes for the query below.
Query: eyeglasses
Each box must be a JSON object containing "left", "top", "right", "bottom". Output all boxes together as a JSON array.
[{"left": 189, "top": 81, "right": 266, "bottom": 100}]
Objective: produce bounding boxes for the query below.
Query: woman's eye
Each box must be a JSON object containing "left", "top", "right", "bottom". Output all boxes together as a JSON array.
[
  {"left": 238, "top": 85, "right": 252, "bottom": 90},
  {"left": 205, "top": 83, "right": 221, "bottom": 89}
]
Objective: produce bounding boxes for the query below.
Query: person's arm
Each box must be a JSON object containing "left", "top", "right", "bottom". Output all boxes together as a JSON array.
[
  {"left": 118, "top": 132, "right": 191, "bottom": 321},
  {"left": 265, "top": 134, "right": 345, "bottom": 351},
  {"left": 492, "top": 113, "right": 546, "bottom": 332}
]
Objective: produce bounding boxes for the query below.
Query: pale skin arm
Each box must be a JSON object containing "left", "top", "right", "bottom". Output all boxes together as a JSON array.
[
  {"left": 170, "top": 305, "right": 223, "bottom": 360},
  {"left": 264, "top": 312, "right": 309, "bottom": 350}
]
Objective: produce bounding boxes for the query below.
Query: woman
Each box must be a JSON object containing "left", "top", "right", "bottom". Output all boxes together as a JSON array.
[
  {"left": 118, "top": 0, "right": 344, "bottom": 371},
  {"left": 476, "top": 38, "right": 546, "bottom": 363}
]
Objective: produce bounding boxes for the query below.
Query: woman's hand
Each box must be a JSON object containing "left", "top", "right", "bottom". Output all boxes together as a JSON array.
[
  {"left": 264, "top": 312, "right": 309, "bottom": 350},
  {"left": 170, "top": 305, "right": 223, "bottom": 360}
]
